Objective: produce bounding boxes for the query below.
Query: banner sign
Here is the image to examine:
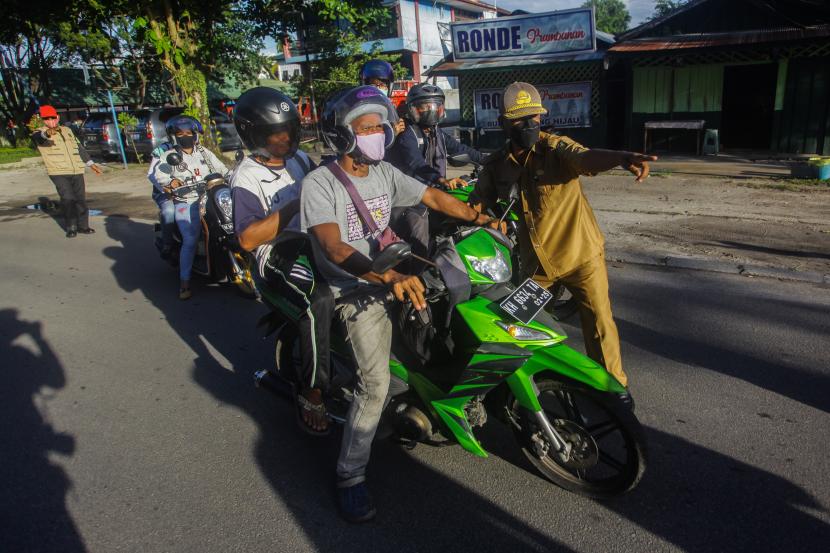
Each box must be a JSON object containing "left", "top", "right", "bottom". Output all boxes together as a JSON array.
[
  {"left": 451, "top": 8, "right": 596, "bottom": 62},
  {"left": 474, "top": 82, "right": 593, "bottom": 130}
]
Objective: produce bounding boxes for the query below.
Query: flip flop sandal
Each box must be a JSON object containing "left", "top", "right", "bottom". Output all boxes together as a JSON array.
[{"left": 296, "top": 392, "right": 330, "bottom": 436}]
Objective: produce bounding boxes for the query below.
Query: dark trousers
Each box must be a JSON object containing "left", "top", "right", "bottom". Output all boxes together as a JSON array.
[
  {"left": 391, "top": 204, "right": 430, "bottom": 273},
  {"left": 49, "top": 174, "right": 89, "bottom": 231},
  {"left": 263, "top": 261, "right": 335, "bottom": 393}
]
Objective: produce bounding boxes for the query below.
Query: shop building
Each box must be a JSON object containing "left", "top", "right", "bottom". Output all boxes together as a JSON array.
[
  {"left": 609, "top": 0, "right": 830, "bottom": 155},
  {"left": 427, "top": 7, "right": 614, "bottom": 150}
]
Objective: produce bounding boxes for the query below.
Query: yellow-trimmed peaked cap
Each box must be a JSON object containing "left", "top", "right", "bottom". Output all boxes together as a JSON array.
[{"left": 500, "top": 82, "right": 548, "bottom": 120}]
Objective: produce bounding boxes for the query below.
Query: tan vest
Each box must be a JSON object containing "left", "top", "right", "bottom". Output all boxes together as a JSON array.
[{"left": 36, "top": 126, "right": 86, "bottom": 175}]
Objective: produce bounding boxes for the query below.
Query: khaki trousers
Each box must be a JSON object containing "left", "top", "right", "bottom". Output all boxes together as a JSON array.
[{"left": 534, "top": 254, "right": 627, "bottom": 387}]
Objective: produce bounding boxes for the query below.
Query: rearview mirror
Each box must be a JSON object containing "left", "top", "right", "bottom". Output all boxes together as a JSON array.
[
  {"left": 508, "top": 182, "right": 520, "bottom": 202},
  {"left": 235, "top": 149, "right": 245, "bottom": 162},
  {"left": 447, "top": 153, "right": 472, "bottom": 167},
  {"left": 371, "top": 242, "right": 412, "bottom": 274},
  {"left": 166, "top": 152, "right": 183, "bottom": 167}
]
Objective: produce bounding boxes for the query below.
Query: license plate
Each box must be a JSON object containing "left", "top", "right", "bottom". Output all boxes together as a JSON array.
[
  {"left": 131, "top": 132, "right": 141, "bottom": 140},
  {"left": 499, "top": 278, "right": 553, "bottom": 324}
]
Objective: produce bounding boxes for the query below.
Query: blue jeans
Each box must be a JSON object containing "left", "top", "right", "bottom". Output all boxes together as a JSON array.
[
  {"left": 153, "top": 190, "right": 175, "bottom": 248},
  {"left": 174, "top": 201, "right": 202, "bottom": 281}
]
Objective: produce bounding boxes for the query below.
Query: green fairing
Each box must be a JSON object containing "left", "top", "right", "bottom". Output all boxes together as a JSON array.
[
  {"left": 389, "top": 359, "right": 409, "bottom": 383},
  {"left": 431, "top": 396, "right": 488, "bottom": 457},
  {"left": 455, "top": 230, "right": 512, "bottom": 285},
  {"left": 447, "top": 185, "right": 472, "bottom": 203},
  {"left": 507, "top": 345, "right": 627, "bottom": 411},
  {"left": 456, "top": 296, "right": 566, "bottom": 345}
]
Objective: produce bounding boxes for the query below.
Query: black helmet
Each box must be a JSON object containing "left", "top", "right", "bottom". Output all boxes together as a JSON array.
[
  {"left": 233, "top": 87, "right": 300, "bottom": 158},
  {"left": 165, "top": 115, "right": 203, "bottom": 146},
  {"left": 406, "top": 83, "right": 445, "bottom": 127},
  {"left": 358, "top": 60, "right": 394, "bottom": 97},
  {"left": 322, "top": 86, "right": 398, "bottom": 157}
]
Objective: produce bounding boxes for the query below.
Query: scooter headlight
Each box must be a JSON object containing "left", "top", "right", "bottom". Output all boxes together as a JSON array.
[
  {"left": 465, "top": 248, "right": 511, "bottom": 283},
  {"left": 496, "top": 321, "right": 551, "bottom": 341},
  {"left": 215, "top": 188, "right": 233, "bottom": 220}
]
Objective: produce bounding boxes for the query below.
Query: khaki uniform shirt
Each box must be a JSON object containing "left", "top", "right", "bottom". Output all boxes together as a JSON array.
[{"left": 476, "top": 132, "right": 604, "bottom": 281}]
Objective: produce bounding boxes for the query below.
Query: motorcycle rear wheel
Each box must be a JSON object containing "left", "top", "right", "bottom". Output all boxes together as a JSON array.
[{"left": 510, "top": 378, "right": 647, "bottom": 498}]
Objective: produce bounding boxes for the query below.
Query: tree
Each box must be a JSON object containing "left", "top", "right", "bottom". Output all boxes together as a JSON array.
[
  {"left": 0, "top": 3, "right": 69, "bottom": 144},
  {"left": 652, "top": 0, "right": 690, "bottom": 20},
  {"left": 582, "top": 0, "right": 632, "bottom": 35}
]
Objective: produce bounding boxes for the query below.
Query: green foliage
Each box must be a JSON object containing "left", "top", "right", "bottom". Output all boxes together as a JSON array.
[
  {"left": 26, "top": 115, "right": 44, "bottom": 134},
  {"left": 652, "top": 0, "right": 690, "bottom": 19},
  {"left": 0, "top": 147, "right": 38, "bottom": 164},
  {"left": 117, "top": 112, "right": 139, "bottom": 131},
  {"left": 582, "top": 0, "right": 632, "bottom": 35}
]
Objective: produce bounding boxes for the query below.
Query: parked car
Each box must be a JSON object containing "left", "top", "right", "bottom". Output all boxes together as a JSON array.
[
  {"left": 80, "top": 112, "right": 121, "bottom": 160},
  {"left": 130, "top": 107, "right": 241, "bottom": 158}
]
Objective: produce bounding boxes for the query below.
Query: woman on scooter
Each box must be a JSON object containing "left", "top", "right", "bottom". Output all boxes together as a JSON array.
[{"left": 148, "top": 115, "right": 228, "bottom": 300}]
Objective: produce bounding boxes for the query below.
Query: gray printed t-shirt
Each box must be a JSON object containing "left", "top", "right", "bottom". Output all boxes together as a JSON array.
[{"left": 300, "top": 160, "right": 426, "bottom": 297}]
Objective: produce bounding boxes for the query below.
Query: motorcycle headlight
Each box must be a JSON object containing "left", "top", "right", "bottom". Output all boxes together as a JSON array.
[
  {"left": 496, "top": 321, "right": 551, "bottom": 341},
  {"left": 465, "top": 248, "right": 511, "bottom": 283},
  {"left": 214, "top": 188, "right": 233, "bottom": 220}
]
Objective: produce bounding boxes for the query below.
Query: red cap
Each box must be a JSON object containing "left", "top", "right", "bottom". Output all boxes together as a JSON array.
[{"left": 39, "top": 105, "right": 58, "bottom": 118}]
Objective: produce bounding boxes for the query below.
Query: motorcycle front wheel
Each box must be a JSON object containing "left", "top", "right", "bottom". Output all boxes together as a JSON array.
[{"left": 509, "top": 378, "right": 647, "bottom": 498}]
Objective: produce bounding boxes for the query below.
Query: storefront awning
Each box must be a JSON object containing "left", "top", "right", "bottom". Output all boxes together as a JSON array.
[{"left": 425, "top": 51, "right": 607, "bottom": 77}]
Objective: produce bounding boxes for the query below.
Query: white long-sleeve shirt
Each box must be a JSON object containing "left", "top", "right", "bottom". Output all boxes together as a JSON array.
[{"left": 147, "top": 144, "right": 228, "bottom": 203}]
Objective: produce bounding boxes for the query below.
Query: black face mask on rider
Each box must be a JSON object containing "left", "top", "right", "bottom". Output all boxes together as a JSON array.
[
  {"left": 177, "top": 135, "right": 196, "bottom": 149},
  {"left": 509, "top": 119, "right": 541, "bottom": 150}
]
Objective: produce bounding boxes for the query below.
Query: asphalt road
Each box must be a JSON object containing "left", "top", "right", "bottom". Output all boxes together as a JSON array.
[{"left": 1, "top": 211, "right": 829, "bottom": 553}]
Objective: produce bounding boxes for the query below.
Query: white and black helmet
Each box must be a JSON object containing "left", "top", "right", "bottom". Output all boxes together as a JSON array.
[{"left": 321, "top": 86, "right": 399, "bottom": 156}]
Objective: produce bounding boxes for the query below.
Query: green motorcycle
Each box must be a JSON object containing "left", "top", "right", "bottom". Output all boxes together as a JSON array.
[{"left": 255, "top": 207, "right": 646, "bottom": 497}]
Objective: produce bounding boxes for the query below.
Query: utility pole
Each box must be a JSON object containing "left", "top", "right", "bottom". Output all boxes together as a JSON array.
[{"left": 106, "top": 89, "right": 128, "bottom": 169}]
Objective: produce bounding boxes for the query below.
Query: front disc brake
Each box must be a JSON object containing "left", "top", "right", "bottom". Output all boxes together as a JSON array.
[{"left": 552, "top": 419, "right": 599, "bottom": 470}]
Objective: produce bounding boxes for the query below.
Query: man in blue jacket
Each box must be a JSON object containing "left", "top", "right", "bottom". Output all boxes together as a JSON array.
[{"left": 386, "top": 83, "right": 483, "bottom": 190}]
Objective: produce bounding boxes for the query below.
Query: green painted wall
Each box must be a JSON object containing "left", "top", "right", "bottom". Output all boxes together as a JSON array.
[{"left": 632, "top": 65, "right": 724, "bottom": 114}]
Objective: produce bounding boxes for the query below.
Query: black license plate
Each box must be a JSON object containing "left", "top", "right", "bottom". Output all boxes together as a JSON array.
[{"left": 499, "top": 278, "right": 553, "bottom": 324}]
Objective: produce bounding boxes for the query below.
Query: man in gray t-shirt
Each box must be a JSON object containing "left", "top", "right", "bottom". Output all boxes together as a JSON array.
[
  {"left": 301, "top": 160, "right": 426, "bottom": 297},
  {"left": 301, "top": 85, "right": 497, "bottom": 523}
]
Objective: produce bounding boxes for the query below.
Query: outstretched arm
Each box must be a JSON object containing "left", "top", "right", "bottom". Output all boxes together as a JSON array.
[{"left": 575, "top": 149, "right": 657, "bottom": 182}]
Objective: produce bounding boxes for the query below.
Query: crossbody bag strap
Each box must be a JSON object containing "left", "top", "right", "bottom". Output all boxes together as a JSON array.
[{"left": 326, "top": 161, "right": 380, "bottom": 237}]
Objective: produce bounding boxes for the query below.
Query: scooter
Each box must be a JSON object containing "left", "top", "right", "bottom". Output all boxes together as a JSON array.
[
  {"left": 153, "top": 150, "right": 256, "bottom": 297},
  {"left": 254, "top": 189, "right": 647, "bottom": 498},
  {"left": 445, "top": 154, "right": 579, "bottom": 320}
]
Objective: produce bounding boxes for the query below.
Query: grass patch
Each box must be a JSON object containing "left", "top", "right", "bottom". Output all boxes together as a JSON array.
[
  {"left": 736, "top": 178, "right": 830, "bottom": 192},
  {"left": 0, "top": 147, "right": 39, "bottom": 164}
]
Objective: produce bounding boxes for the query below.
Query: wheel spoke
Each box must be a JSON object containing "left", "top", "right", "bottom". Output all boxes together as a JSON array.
[
  {"left": 588, "top": 420, "right": 620, "bottom": 440},
  {"left": 554, "top": 390, "right": 583, "bottom": 423},
  {"left": 599, "top": 451, "right": 625, "bottom": 472}
]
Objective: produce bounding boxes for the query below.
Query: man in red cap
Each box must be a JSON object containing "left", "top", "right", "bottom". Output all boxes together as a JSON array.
[{"left": 32, "top": 105, "right": 102, "bottom": 237}]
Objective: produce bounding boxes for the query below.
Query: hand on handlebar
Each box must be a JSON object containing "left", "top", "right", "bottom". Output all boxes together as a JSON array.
[
  {"left": 442, "top": 177, "right": 468, "bottom": 190},
  {"left": 382, "top": 269, "right": 426, "bottom": 311}
]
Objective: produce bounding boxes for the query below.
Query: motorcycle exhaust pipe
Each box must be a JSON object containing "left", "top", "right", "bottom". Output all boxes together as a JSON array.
[{"left": 253, "top": 369, "right": 293, "bottom": 400}]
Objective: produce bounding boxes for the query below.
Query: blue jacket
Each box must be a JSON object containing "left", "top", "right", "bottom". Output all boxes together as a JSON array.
[{"left": 386, "top": 123, "right": 483, "bottom": 186}]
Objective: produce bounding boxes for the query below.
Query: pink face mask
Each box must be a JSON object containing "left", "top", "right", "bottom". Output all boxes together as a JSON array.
[{"left": 355, "top": 132, "right": 386, "bottom": 162}]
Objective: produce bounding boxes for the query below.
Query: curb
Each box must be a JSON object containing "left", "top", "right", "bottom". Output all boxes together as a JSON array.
[{"left": 606, "top": 249, "right": 830, "bottom": 285}]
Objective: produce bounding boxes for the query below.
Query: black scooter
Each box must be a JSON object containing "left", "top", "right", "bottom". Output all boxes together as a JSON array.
[{"left": 153, "top": 150, "right": 256, "bottom": 297}]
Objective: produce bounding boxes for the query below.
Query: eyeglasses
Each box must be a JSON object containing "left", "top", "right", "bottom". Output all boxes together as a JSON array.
[{"left": 43, "top": 116, "right": 57, "bottom": 120}]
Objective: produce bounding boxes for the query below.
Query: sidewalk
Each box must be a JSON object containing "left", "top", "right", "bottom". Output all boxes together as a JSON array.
[{"left": 2, "top": 156, "right": 828, "bottom": 283}]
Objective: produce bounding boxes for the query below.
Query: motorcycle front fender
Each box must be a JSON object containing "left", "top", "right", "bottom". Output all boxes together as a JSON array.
[{"left": 506, "top": 344, "right": 627, "bottom": 412}]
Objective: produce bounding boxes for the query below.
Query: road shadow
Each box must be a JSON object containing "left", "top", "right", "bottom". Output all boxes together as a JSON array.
[
  {"left": 611, "top": 427, "right": 829, "bottom": 552},
  {"left": 0, "top": 309, "right": 87, "bottom": 553},
  {"left": 713, "top": 240, "right": 830, "bottom": 260},
  {"left": 103, "top": 215, "right": 572, "bottom": 552}
]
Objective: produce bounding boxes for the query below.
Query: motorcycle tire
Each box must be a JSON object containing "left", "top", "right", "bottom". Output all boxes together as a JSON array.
[{"left": 509, "top": 378, "right": 647, "bottom": 498}]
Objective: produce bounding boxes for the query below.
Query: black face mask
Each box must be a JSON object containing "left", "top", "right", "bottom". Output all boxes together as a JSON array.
[
  {"left": 510, "top": 120, "right": 540, "bottom": 150},
  {"left": 177, "top": 135, "right": 196, "bottom": 149}
]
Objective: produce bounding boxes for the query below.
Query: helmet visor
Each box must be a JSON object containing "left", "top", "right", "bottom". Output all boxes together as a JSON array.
[
  {"left": 167, "top": 116, "right": 203, "bottom": 135},
  {"left": 409, "top": 100, "right": 444, "bottom": 126},
  {"left": 251, "top": 122, "right": 300, "bottom": 158}
]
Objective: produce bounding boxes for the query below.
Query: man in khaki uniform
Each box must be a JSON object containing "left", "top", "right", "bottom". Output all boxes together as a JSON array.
[
  {"left": 31, "top": 105, "right": 102, "bottom": 238},
  {"left": 474, "top": 82, "right": 655, "bottom": 394}
]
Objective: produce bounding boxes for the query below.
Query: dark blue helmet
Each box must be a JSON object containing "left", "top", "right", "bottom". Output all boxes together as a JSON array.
[
  {"left": 358, "top": 60, "right": 394, "bottom": 96},
  {"left": 165, "top": 115, "right": 203, "bottom": 146}
]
